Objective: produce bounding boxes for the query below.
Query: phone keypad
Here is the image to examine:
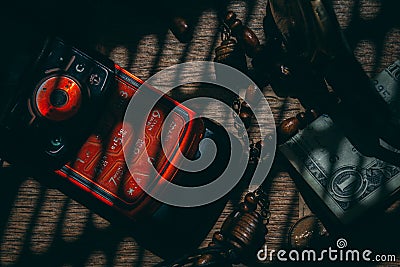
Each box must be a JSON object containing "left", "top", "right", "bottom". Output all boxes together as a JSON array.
[{"left": 67, "top": 73, "right": 186, "bottom": 205}]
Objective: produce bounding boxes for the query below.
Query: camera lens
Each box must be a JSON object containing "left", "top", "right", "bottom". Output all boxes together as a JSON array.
[{"left": 50, "top": 89, "right": 68, "bottom": 107}]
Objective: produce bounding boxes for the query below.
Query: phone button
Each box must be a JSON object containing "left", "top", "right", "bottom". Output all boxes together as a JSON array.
[
  {"left": 34, "top": 75, "right": 82, "bottom": 121},
  {"left": 122, "top": 174, "right": 146, "bottom": 202},
  {"left": 75, "top": 64, "right": 85, "bottom": 72}
]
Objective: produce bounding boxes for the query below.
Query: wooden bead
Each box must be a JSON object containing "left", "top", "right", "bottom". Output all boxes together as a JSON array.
[
  {"left": 277, "top": 110, "right": 319, "bottom": 144},
  {"left": 193, "top": 251, "right": 232, "bottom": 267},
  {"left": 239, "top": 103, "right": 253, "bottom": 129},
  {"left": 221, "top": 210, "right": 266, "bottom": 256},
  {"left": 243, "top": 195, "right": 257, "bottom": 211},
  {"left": 213, "top": 231, "right": 225, "bottom": 243},
  {"left": 230, "top": 19, "right": 243, "bottom": 34},
  {"left": 224, "top": 11, "right": 237, "bottom": 26},
  {"left": 232, "top": 100, "right": 240, "bottom": 114},
  {"left": 240, "top": 102, "right": 252, "bottom": 114},
  {"left": 245, "top": 192, "right": 257, "bottom": 206},
  {"left": 214, "top": 39, "right": 248, "bottom": 73},
  {"left": 239, "top": 112, "right": 252, "bottom": 129},
  {"left": 304, "top": 109, "right": 319, "bottom": 122},
  {"left": 297, "top": 110, "right": 319, "bottom": 129},
  {"left": 195, "top": 254, "right": 214, "bottom": 266},
  {"left": 240, "top": 26, "right": 261, "bottom": 58},
  {"left": 227, "top": 18, "right": 261, "bottom": 58},
  {"left": 296, "top": 112, "right": 307, "bottom": 129},
  {"left": 277, "top": 117, "right": 300, "bottom": 144},
  {"left": 239, "top": 202, "right": 255, "bottom": 212},
  {"left": 170, "top": 16, "right": 192, "bottom": 43}
]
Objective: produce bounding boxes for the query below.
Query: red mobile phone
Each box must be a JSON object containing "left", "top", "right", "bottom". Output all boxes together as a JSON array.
[
  {"left": 0, "top": 36, "right": 208, "bottom": 221},
  {"left": 56, "top": 64, "right": 205, "bottom": 219}
]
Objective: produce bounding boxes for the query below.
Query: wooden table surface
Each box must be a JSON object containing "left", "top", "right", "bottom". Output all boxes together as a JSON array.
[{"left": 1, "top": 0, "right": 400, "bottom": 266}]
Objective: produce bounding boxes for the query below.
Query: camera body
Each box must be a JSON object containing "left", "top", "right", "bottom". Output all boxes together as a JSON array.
[{"left": 0, "top": 37, "right": 115, "bottom": 169}]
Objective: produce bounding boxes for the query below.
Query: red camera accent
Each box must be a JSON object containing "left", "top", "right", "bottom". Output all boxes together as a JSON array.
[
  {"left": 56, "top": 65, "right": 205, "bottom": 220},
  {"left": 34, "top": 75, "right": 82, "bottom": 121}
]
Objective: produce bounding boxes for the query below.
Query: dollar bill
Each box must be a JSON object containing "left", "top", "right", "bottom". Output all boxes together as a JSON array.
[
  {"left": 374, "top": 60, "right": 400, "bottom": 116},
  {"left": 280, "top": 60, "right": 400, "bottom": 224}
]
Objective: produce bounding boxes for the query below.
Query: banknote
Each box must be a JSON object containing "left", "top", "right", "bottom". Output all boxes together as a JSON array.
[
  {"left": 374, "top": 60, "right": 400, "bottom": 116},
  {"left": 280, "top": 60, "right": 400, "bottom": 224}
]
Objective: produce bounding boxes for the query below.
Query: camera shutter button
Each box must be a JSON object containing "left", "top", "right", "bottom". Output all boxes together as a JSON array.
[{"left": 35, "top": 75, "right": 82, "bottom": 121}]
